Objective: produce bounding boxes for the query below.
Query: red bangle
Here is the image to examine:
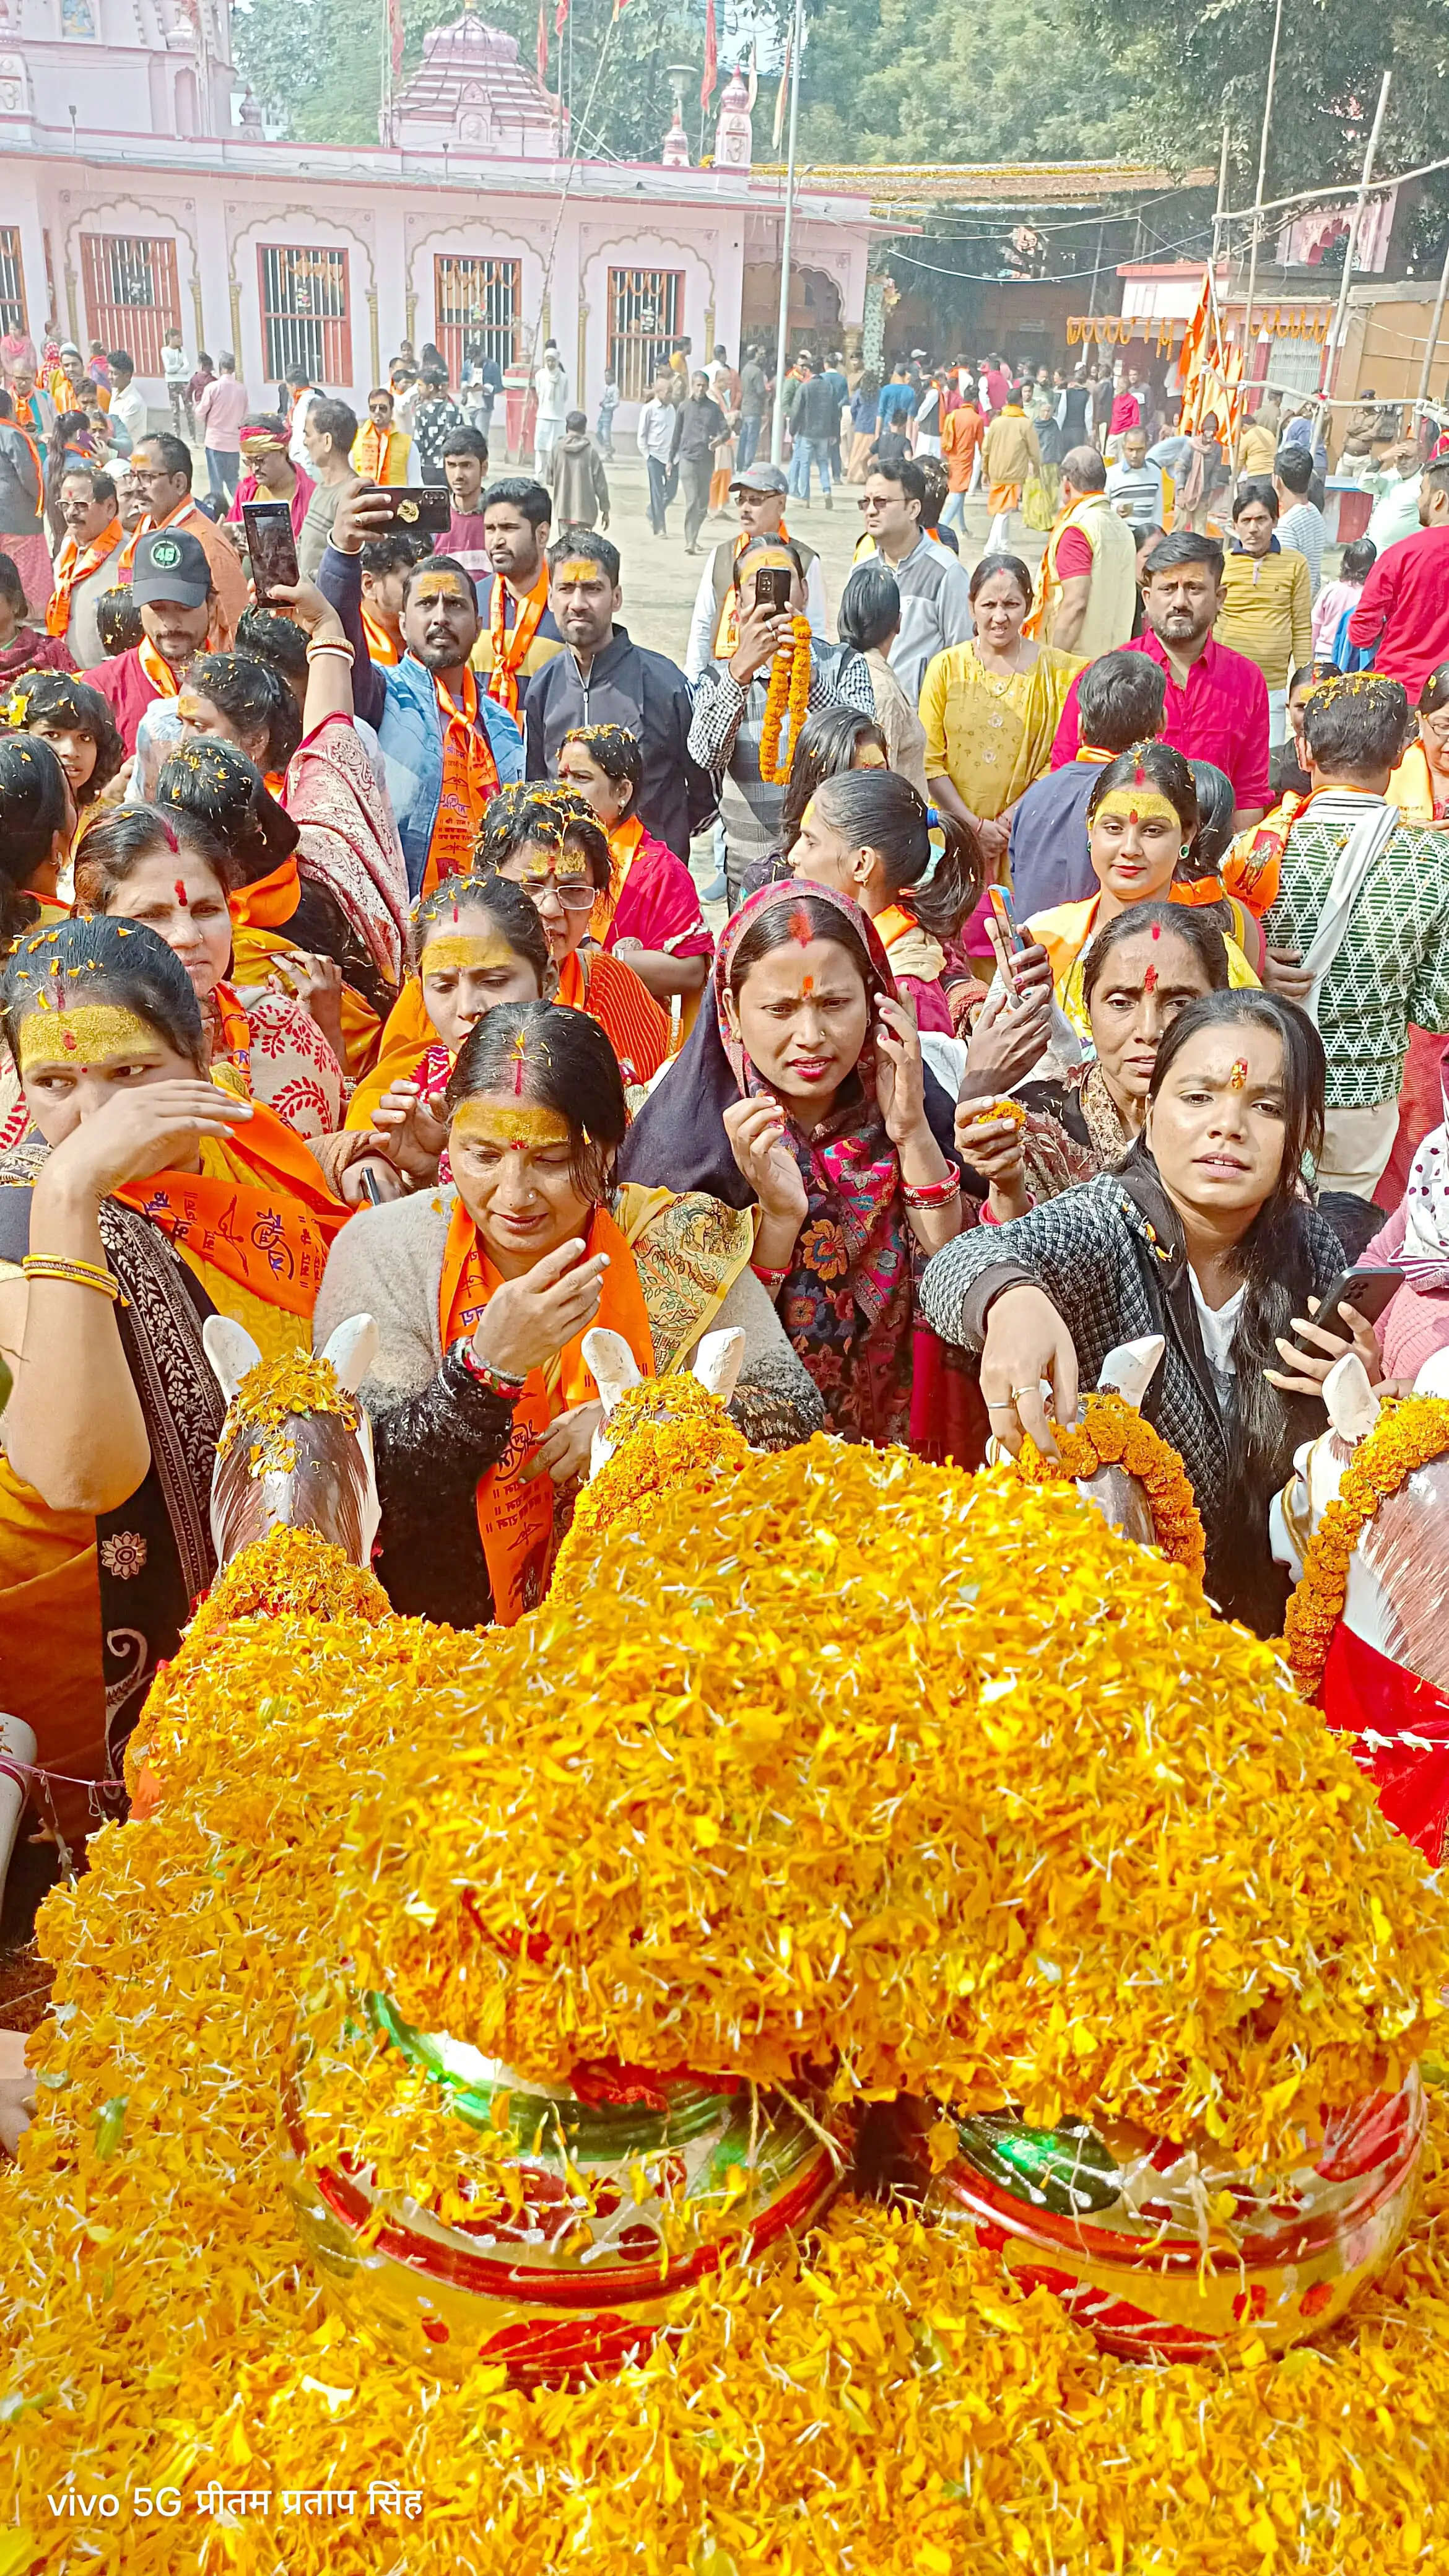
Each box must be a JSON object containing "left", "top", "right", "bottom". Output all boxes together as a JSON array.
[
  {"left": 455, "top": 1339, "right": 526, "bottom": 1399},
  {"left": 751, "top": 1258, "right": 790, "bottom": 1288},
  {"left": 902, "top": 1165, "right": 962, "bottom": 1211}
]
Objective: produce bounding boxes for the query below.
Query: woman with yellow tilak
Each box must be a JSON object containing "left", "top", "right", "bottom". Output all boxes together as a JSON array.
[
  {"left": 313, "top": 999, "right": 820, "bottom": 1627},
  {"left": 0, "top": 917, "right": 349, "bottom": 1854},
  {"left": 1025, "top": 742, "right": 1258, "bottom": 1044}
]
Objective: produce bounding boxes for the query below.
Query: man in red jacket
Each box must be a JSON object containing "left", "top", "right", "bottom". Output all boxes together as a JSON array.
[
  {"left": 82, "top": 527, "right": 216, "bottom": 752},
  {"left": 1349, "top": 457, "right": 1449, "bottom": 696}
]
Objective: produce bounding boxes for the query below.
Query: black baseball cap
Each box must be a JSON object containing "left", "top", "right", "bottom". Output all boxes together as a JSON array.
[{"left": 131, "top": 528, "right": 211, "bottom": 607}]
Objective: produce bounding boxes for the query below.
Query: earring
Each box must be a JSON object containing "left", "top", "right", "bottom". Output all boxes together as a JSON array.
[{"left": 1180, "top": 845, "right": 1191, "bottom": 858}]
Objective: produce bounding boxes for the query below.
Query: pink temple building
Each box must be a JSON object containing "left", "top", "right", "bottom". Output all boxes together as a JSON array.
[{"left": 0, "top": 0, "right": 874, "bottom": 428}]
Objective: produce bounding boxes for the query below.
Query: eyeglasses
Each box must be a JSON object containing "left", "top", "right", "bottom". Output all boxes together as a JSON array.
[
  {"left": 520, "top": 872, "right": 596, "bottom": 912},
  {"left": 858, "top": 496, "right": 888, "bottom": 513}
]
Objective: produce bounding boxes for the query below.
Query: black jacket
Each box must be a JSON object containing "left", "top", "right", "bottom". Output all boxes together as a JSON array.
[
  {"left": 523, "top": 626, "right": 716, "bottom": 859},
  {"left": 794, "top": 375, "right": 842, "bottom": 442},
  {"left": 921, "top": 1163, "right": 1343, "bottom": 1636},
  {"left": 675, "top": 394, "right": 728, "bottom": 463}
]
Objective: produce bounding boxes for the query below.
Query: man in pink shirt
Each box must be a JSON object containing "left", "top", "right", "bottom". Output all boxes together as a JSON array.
[
  {"left": 1107, "top": 365, "right": 1142, "bottom": 459},
  {"left": 195, "top": 352, "right": 248, "bottom": 508},
  {"left": 1050, "top": 530, "right": 1271, "bottom": 829},
  {"left": 1349, "top": 458, "right": 1449, "bottom": 697}
]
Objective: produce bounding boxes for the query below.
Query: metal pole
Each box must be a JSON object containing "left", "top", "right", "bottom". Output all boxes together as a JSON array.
[
  {"left": 769, "top": 0, "right": 804, "bottom": 466},
  {"left": 1230, "top": 0, "right": 1284, "bottom": 477},
  {"left": 1317, "top": 69, "right": 1390, "bottom": 442},
  {"left": 1416, "top": 226, "right": 1449, "bottom": 409}
]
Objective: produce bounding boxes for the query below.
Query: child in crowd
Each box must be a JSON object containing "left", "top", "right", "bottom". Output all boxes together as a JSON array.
[{"left": 1311, "top": 537, "right": 1376, "bottom": 663}]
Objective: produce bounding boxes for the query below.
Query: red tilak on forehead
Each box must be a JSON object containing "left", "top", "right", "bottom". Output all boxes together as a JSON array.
[
  {"left": 1151, "top": 921, "right": 1161, "bottom": 939},
  {"left": 173, "top": 878, "right": 188, "bottom": 908},
  {"left": 787, "top": 907, "right": 814, "bottom": 949},
  {"left": 511, "top": 1027, "right": 528, "bottom": 1097},
  {"left": 1142, "top": 963, "right": 1159, "bottom": 994},
  {"left": 1133, "top": 763, "right": 1149, "bottom": 787}
]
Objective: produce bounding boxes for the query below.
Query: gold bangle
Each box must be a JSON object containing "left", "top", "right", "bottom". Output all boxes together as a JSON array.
[{"left": 22, "top": 1254, "right": 126, "bottom": 1305}]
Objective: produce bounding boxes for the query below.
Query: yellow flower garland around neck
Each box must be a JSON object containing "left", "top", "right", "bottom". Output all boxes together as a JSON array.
[
  {"left": 1282, "top": 1394, "right": 1449, "bottom": 1699},
  {"left": 1010, "top": 1390, "right": 1208, "bottom": 1581},
  {"left": 757, "top": 614, "right": 812, "bottom": 786}
]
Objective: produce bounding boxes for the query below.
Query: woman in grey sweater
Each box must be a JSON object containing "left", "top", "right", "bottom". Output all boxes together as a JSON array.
[{"left": 314, "top": 999, "right": 820, "bottom": 1627}]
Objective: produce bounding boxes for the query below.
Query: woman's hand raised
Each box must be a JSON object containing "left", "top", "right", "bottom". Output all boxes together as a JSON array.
[
  {"left": 724, "top": 1097, "right": 808, "bottom": 1228},
  {"left": 874, "top": 995, "right": 931, "bottom": 1149},
  {"left": 959, "top": 934, "right": 1053, "bottom": 1100},
  {"left": 42, "top": 1081, "right": 253, "bottom": 1206},
  {"left": 1265, "top": 1294, "right": 1383, "bottom": 1399},
  {"left": 469, "top": 1238, "right": 610, "bottom": 1382},
  {"left": 978, "top": 1281, "right": 1079, "bottom": 1458}
]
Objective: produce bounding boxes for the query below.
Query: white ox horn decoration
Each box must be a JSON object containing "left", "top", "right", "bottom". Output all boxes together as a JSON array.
[
  {"left": 1095, "top": 1334, "right": 1165, "bottom": 1412},
  {"left": 583, "top": 1328, "right": 645, "bottom": 1421},
  {"left": 1414, "top": 1347, "right": 1449, "bottom": 1401},
  {"left": 1323, "top": 1352, "right": 1382, "bottom": 1443},
  {"left": 202, "top": 1315, "right": 265, "bottom": 1408},
  {"left": 318, "top": 1313, "right": 380, "bottom": 1393},
  {"left": 690, "top": 1328, "right": 746, "bottom": 1409}
]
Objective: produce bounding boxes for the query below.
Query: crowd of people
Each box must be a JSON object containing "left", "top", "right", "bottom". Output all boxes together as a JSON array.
[{"left": 2, "top": 312, "right": 1449, "bottom": 1896}]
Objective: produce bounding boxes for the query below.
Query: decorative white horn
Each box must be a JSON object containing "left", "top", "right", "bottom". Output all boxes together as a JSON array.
[
  {"left": 1323, "top": 1351, "right": 1382, "bottom": 1443},
  {"left": 1414, "top": 1347, "right": 1449, "bottom": 1401},
  {"left": 1095, "top": 1334, "right": 1165, "bottom": 1412},
  {"left": 318, "top": 1313, "right": 379, "bottom": 1395},
  {"left": 583, "top": 1328, "right": 644, "bottom": 1419},
  {"left": 202, "top": 1315, "right": 265, "bottom": 1408},
  {"left": 692, "top": 1327, "right": 746, "bottom": 1408}
]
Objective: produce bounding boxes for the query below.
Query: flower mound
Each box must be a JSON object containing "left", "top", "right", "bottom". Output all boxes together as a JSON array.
[
  {"left": 331, "top": 1437, "right": 1445, "bottom": 2169},
  {"left": 550, "top": 1373, "right": 751, "bottom": 1592}
]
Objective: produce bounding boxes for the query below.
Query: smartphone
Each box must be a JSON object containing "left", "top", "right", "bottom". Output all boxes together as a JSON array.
[
  {"left": 755, "top": 565, "right": 791, "bottom": 612},
  {"left": 242, "top": 499, "right": 299, "bottom": 605},
  {"left": 1296, "top": 1264, "right": 1404, "bottom": 1345},
  {"left": 357, "top": 1167, "right": 384, "bottom": 1208},
  {"left": 986, "top": 883, "right": 1027, "bottom": 1002},
  {"left": 385, "top": 486, "right": 452, "bottom": 537}
]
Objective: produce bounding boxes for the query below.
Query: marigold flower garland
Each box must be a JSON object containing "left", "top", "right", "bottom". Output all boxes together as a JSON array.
[
  {"left": 1011, "top": 1390, "right": 1208, "bottom": 1580},
  {"left": 757, "top": 614, "right": 812, "bottom": 785},
  {"left": 550, "top": 1375, "right": 750, "bottom": 1592},
  {"left": 1283, "top": 1395, "right": 1449, "bottom": 1699}
]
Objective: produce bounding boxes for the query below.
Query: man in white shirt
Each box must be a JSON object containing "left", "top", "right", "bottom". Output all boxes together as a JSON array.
[
  {"left": 636, "top": 366, "right": 679, "bottom": 537},
  {"left": 1274, "top": 445, "right": 1328, "bottom": 598},
  {"left": 161, "top": 326, "right": 191, "bottom": 438},
  {"left": 284, "top": 372, "right": 323, "bottom": 469},
  {"left": 533, "top": 343, "right": 568, "bottom": 477},
  {"left": 106, "top": 350, "right": 148, "bottom": 451},
  {"left": 856, "top": 455, "right": 975, "bottom": 702},
  {"left": 1105, "top": 429, "right": 1166, "bottom": 536}
]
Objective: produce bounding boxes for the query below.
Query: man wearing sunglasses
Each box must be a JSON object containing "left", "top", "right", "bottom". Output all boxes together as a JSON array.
[{"left": 854, "top": 455, "right": 974, "bottom": 703}]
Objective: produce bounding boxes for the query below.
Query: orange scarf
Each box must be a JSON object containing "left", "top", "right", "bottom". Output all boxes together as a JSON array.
[
  {"left": 425, "top": 669, "right": 500, "bottom": 894},
  {"left": 362, "top": 608, "right": 402, "bottom": 667},
  {"left": 485, "top": 568, "right": 549, "bottom": 720},
  {"left": 872, "top": 903, "right": 917, "bottom": 951},
  {"left": 118, "top": 494, "right": 202, "bottom": 578},
  {"left": 591, "top": 814, "right": 645, "bottom": 943},
  {"left": 45, "top": 517, "right": 122, "bottom": 636},
  {"left": 354, "top": 422, "right": 401, "bottom": 484},
  {"left": 137, "top": 635, "right": 182, "bottom": 699},
  {"left": 230, "top": 851, "right": 301, "bottom": 933},
  {"left": 115, "top": 1095, "right": 346, "bottom": 1319},
  {"left": 439, "top": 1196, "right": 654, "bottom": 1623}
]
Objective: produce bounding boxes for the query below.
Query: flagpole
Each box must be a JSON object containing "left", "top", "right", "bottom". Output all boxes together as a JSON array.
[
  {"left": 769, "top": 0, "right": 804, "bottom": 467},
  {"left": 1229, "top": 0, "right": 1282, "bottom": 480},
  {"left": 1318, "top": 70, "right": 1392, "bottom": 432}
]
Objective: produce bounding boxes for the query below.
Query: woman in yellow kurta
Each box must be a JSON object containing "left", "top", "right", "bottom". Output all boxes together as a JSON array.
[
  {"left": 918, "top": 552, "right": 1084, "bottom": 898},
  {"left": 1028, "top": 744, "right": 1258, "bottom": 1043},
  {"left": 0, "top": 916, "right": 347, "bottom": 1851}
]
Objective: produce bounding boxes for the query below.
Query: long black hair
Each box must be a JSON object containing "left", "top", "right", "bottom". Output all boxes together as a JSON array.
[
  {"left": 1, "top": 913, "right": 207, "bottom": 1075},
  {"left": 809, "top": 768, "right": 981, "bottom": 944},
  {"left": 446, "top": 999, "right": 625, "bottom": 1203},
  {"left": 1131, "top": 986, "right": 1328, "bottom": 1515},
  {"left": 780, "top": 705, "right": 889, "bottom": 854},
  {"left": 154, "top": 737, "right": 299, "bottom": 887},
  {"left": 0, "top": 734, "right": 71, "bottom": 947}
]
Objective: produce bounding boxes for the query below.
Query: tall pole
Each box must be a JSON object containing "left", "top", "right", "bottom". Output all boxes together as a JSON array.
[
  {"left": 1319, "top": 70, "right": 1392, "bottom": 433},
  {"left": 1211, "top": 121, "right": 1230, "bottom": 268},
  {"left": 769, "top": 0, "right": 804, "bottom": 467},
  {"left": 1416, "top": 225, "right": 1449, "bottom": 411},
  {"left": 1230, "top": 0, "right": 1284, "bottom": 477}
]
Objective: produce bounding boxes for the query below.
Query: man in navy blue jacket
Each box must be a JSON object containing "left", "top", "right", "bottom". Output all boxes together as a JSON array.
[{"left": 318, "top": 483, "right": 523, "bottom": 897}]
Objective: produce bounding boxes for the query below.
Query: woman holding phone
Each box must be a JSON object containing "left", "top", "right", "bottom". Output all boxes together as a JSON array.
[{"left": 922, "top": 988, "right": 1379, "bottom": 1634}]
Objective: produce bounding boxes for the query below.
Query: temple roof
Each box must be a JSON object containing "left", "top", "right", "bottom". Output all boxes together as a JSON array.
[{"left": 389, "top": 0, "right": 557, "bottom": 152}]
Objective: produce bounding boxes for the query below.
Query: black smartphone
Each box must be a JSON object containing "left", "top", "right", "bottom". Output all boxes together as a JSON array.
[
  {"left": 755, "top": 565, "right": 791, "bottom": 612},
  {"left": 386, "top": 486, "right": 452, "bottom": 537},
  {"left": 242, "top": 499, "right": 299, "bottom": 605},
  {"left": 1296, "top": 1264, "right": 1404, "bottom": 1344}
]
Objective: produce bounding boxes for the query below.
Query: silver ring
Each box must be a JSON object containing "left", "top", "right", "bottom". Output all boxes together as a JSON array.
[
  {"left": 985, "top": 1398, "right": 1017, "bottom": 1411},
  {"left": 1009, "top": 1385, "right": 1037, "bottom": 1400}
]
